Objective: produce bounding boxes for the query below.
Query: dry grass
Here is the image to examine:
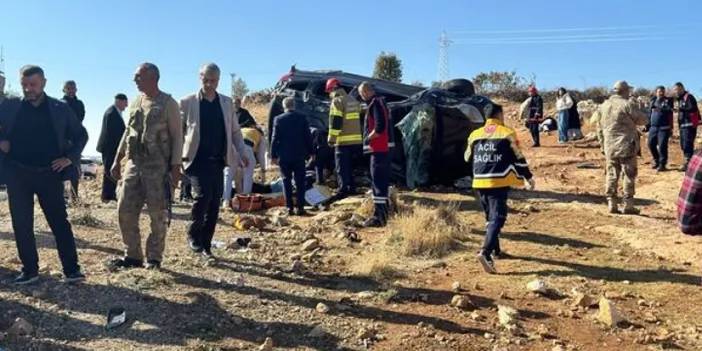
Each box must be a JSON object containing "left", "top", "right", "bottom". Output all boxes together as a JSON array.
[
  {"left": 388, "top": 204, "right": 467, "bottom": 258},
  {"left": 245, "top": 102, "right": 270, "bottom": 127},
  {"left": 350, "top": 250, "right": 402, "bottom": 281}
]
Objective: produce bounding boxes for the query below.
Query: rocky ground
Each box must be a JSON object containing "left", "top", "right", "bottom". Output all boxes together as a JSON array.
[{"left": 1, "top": 103, "right": 702, "bottom": 351}]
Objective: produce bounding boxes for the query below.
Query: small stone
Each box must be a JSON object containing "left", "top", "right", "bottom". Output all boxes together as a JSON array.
[
  {"left": 526, "top": 279, "right": 549, "bottom": 294},
  {"left": 613, "top": 249, "right": 623, "bottom": 255},
  {"left": 497, "top": 305, "right": 519, "bottom": 326},
  {"left": 308, "top": 325, "right": 326, "bottom": 338},
  {"left": 357, "top": 327, "right": 377, "bottom": 340},
  {"left": 470, "top": 311, "right": 484, "bottom": 321},
  {"left": 7, "top": 318, "right": 33, "bottom": 337},
  {"left": 484, "top": 332, "right": 495, "bottom": 340},
  {"left": 291, "top": 260, "right": 304, "bottom": 272},
  {"left": 572, "top": 293, "right": 597, "bottom": 308},
  {"left": 316, "top": 303, "right": 330, "bottom": 314},
  {"left": 597, "top": 298, "right": 624, "bottom": 328},
  {"left": 259, "top": 337, "right": 274, "bottom": 351},
  {"left": 450, "top": 295, "right": 474, "bottom": 310},
  {"left": 535, "top": 324, "right": 550, "bottom": 336},
  {"left": 451, "top": 281, "right": 462, "bottom": 292},
  {"left": 301, "top": 239, "right": 320, "bottom": 252}
]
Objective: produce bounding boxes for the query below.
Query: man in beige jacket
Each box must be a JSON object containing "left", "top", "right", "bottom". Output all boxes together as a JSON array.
[
  {"left": 180, "top": 63, "right": 249, "bottom": 260},
  {"left": 596, "top": 80, "right": 648, "bottom": 214}
]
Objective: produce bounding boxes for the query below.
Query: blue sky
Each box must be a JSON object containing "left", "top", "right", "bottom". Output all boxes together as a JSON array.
[{"left": 2, "top": 0, "right": 701, "bottom": 155}]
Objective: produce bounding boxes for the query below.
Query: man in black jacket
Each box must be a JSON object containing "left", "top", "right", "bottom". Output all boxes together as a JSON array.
[
  {"left": 673, "top": 82, "right": 699, "bottom": 171},
  {"left": 96, "top": 94, "right": 128, "bottom": 202},
  {"left": 270, "top": 97, "right": 313, "bottom": 215},
  {"left": 61, "top": 80, "right": 86, "bottom": 199},
  {"left": 0, "top": 65, "right": 88, "bottom": 285},
  {"left": 647, "top": 86, "right": 674, "bottom": 172}
]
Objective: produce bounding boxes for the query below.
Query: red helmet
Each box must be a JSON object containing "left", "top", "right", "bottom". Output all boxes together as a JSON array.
[{"left": 325, "top": 78, "right": 341, "bottom": 93}]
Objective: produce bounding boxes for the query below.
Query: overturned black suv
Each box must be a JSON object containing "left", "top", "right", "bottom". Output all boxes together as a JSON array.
[{"left": 267, "top": 66, "right": 493, "bottom": 188}]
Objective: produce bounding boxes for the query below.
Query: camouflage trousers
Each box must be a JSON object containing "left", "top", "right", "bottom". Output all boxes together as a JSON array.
[
  {"left": 605, "top": 156, "right": 637, "bottom": 200},
  {"left": 117, "top": 160, "right": 169, "bottom": 262}
]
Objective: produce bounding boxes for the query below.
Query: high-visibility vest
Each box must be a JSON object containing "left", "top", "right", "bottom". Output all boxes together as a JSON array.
[{"left": 328, "top": 89, "right": 362, "bottom": 147}]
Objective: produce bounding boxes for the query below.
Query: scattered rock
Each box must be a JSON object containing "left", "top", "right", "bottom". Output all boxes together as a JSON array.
[
  {"left": 7, "top": 317, "right": 33, "bottom": 337},
  {"left": 596, "top": 297, "right": 624, "bottom": 328},
  {"left": 497, "top": 305, "right": 519, "bottom": 326},
  {"left": 451, "top": 281, "right": 462, "bottom": 292},
  {"left": 526, "top": 279, "right": 549, "bottom": 294},
  {"left": 470, "top": 311, "right": 484, "bottom": 321},
  {"left": 357, "top": 326, "right": 377, "bottom": 340},
  {"left": 271, "top": 214, "right": 291, "bottom": 227},
  {"left": 308, "top": 325, "right": 327, "bottom": 338},
  {"left": 290, "top": 260, "right": 304, "bottom": 272},
  {"left": 301, "top": 239, "right": 320, "bottom": 252},
  {"left": 259, "top": 337, "right": 274, "bottom": 351},
  {"left": 572, "top": 293, "right": 597, "bottom": 308},
  {"left": 316, "top": 303, "right": 330, "bottom": 314},
  {"left": 450, "top": 295, "right": 474, "bottom": 310}
]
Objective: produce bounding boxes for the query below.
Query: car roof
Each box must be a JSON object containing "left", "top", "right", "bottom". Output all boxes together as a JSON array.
[{"left": 280, "top": 67, "right": 424, "bottom": 99}]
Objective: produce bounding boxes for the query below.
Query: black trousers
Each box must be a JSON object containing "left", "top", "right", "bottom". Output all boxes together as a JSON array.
[
  {"left": 647, "top": 127, "right": 670, "bottom": 167},
  {"left": 280, "top": 159, "right": 306, "bottom": 210},
  {"left": 476, "top": 187, "right": 509, "bottom": 258},
  {"left": 680, "top": 126, "right": 698, "bottom": 162},
  {"left": 370, "top": 152, "right": 390, "bottom": 223},
  {"left": 527, "top": 122, "right": 540, "bottom": 146},
  {"left": 186, "top": 161, "right": 224, "bottom": 250},
  {"left": 101, "top": 152, "right": 118, "bottom": 201},
  {"left": 335, "top": 145, "right": 358, "bottom": 195},
  {"left": 6, "top": 163, "right": 81, "bottom": 275}
]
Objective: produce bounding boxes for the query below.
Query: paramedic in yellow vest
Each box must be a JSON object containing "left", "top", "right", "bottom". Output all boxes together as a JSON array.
[
  {"left": 326, "top": 78, "right": 362, "bottom": 197},
  {"left": 110, "top": 63, "right": 183, "bottom": 270},
  {"left": 465, "top": 104, "right": 535, "bottom": 274},
  {"left": 236, "top": 126, "right": 267, "bottom": 194}
]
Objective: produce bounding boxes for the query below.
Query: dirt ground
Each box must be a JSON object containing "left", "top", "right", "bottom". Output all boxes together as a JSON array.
[{"left": 2, "top": 102, "right": 702, "bottom": 351}]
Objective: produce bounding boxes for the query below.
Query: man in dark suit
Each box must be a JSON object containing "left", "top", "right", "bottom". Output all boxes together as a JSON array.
[
  {"left": 96, "top": 94, "right": 128, "bottom": 202},
  {"left": 61, "top": 80, "right": 87, "bottom": 199},
  {"left": 270, "top": 97, "right": 313, "bottom": 216},
  {"left": 0, "top": 65, "right": 88, "bottom": 285}
]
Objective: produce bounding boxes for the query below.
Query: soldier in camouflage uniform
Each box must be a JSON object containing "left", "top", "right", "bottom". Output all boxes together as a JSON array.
[
  {"left": 110, "top": 63, "right": 183, "bottom": 270},
  {"left": 596, "top": 81, "right": 647, "bottom": 215}
]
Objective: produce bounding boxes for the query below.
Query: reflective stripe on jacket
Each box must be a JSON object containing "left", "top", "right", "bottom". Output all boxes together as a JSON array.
[
  {"left": 328, "top": 89, "right": 362, "bottom": 147},
  {"left": 465, "top": 118, "right": 532, "bottom": 189}
]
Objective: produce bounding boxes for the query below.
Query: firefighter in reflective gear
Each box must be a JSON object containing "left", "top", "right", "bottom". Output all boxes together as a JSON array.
[
  {"left": 465, "top": 104, "right": 534, "bottom": 274},
  {"left": 596, "top": 80, "right": 648, "bottom": 214},
  {"left": 326, "top": 78, "right": 362, "bottom": 196},
  {"left": 359, "top": 82, "right": 393, "bottom": 227},
  {"left": 110, "top": 63, "right": 183, "bottom": 270}
]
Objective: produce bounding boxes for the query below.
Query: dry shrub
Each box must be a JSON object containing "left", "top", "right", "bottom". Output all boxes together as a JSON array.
[
  {"left": 70, "top": 205, "right": 104, "bottom": 227},
  {"left": 389, "top": 204, "right": 466, "bottom": 257},
  {"left": 350, "top": 250, "right": 401, "bottom": 281},
  {"left": 245, "top": 102, "right": 271, "bottom": 127}
]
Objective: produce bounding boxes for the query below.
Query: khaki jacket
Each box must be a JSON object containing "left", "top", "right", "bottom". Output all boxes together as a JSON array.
[
  {"left": 180, "top": 92, "right": 247, "bottom": 170},
  {"left": 597, "top": 95, "right": 647, "bottom": 159}
]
